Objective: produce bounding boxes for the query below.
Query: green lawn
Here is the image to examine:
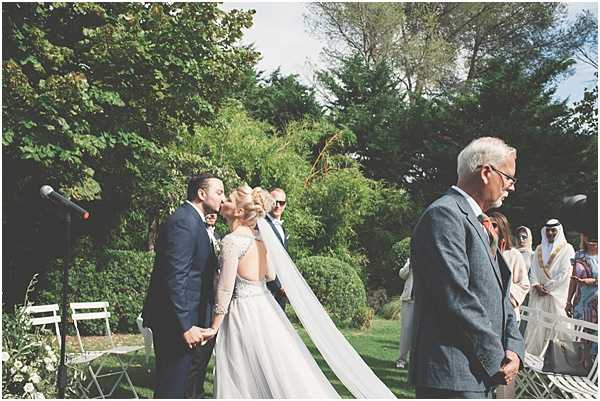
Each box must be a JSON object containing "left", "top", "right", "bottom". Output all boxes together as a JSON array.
[{"left": 70, "top": 317, "right": 414, "bottom": 399}]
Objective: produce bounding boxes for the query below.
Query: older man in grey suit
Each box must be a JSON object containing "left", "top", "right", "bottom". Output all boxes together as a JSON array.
[{"left": 409, "top": 137, "right": 525, "bottom": 398}]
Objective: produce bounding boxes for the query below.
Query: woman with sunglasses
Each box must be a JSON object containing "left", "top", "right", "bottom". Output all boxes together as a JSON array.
[{"left": 488, "top": 212, "right": 531, "bottom": 399}]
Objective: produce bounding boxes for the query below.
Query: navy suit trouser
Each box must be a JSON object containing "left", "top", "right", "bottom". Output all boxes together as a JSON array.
[{"left": 153, "top": 327, "right": 192, "bottom": 398}]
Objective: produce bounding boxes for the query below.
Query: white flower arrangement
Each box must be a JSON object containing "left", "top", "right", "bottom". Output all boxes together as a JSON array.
[
  {"left": 23, "top": 383, "right": 35, "bottom": 393},
  {"left": 3, "top": 276, "right": 88, "bottom": 398},
  {"left": 31, "top": 373, "right": 41, "bottom": 384}
]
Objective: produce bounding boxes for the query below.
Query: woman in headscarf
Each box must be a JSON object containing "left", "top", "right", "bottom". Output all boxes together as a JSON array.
[
  {"left": 524, "top": 219, "right": 575, "bottom": 357},
  {"left": 515, "top": 225, "right": 535, "bottom": 283}
]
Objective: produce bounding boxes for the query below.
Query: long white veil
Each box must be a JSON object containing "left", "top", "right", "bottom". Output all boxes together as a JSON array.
[{"left": 257, "top": 218, "right": 396, "bottom": 399}]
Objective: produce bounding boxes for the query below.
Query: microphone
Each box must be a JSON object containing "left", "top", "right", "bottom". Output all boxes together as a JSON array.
[{"left": 40, "top": 185, "right": 90, "bottom": 220}]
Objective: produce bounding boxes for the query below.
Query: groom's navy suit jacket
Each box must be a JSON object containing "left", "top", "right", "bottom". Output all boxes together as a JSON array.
[
  {"left": 409, "top": 188, "right": 524, "bottom": 392},
  {"left": 143, "top": 202, "right": 216, "bottom": 334}
]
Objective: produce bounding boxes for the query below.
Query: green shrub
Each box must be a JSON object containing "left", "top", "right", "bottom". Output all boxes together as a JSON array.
[
  {"left": 391, "top": 237, "right": 411, "bottom": 271},
  {"left": 37, "top": 250, "right": 154, "bottom": 335},
  {"left": 383, "top": 237, "right": 411, "bottom": 296},
  {"left": 379, "top": 296, "right": 402, "bottom": 320},
  {"left": 351, "top": 305, "right": 374, "bottom": 329},
  {"left": 296, "top": 256, "right": 367, "bottom": 328}
]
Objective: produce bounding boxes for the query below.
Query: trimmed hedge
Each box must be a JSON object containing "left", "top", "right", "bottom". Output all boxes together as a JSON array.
[
  {"left": 37, "top": 249, "right": 154, "bottom": 335},
  {"left": 296, "top": 256, "right": 369, "bottom": 328}
]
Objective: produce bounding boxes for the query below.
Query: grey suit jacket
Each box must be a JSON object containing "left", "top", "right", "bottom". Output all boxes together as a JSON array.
[{"left": 408, "top": 188, "right": 524, "bottom": 392}]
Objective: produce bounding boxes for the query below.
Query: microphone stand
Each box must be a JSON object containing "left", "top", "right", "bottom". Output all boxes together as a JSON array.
[{"left": 57, "top": 211, "right": 71, "bottom": 398}]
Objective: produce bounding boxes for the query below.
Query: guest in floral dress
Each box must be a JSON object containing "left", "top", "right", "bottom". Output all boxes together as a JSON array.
[{"left": 566, "top": 234, "right": 598, "bottom": 358}]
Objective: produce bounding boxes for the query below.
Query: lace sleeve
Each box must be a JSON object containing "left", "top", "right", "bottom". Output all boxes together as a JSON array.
[{"left": 213, "top": 236, "right": 240, "bottom": 315}]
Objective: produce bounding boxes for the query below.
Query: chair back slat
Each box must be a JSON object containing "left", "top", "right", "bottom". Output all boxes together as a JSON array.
[
  {"left": 70, "top": 301, "right": 109, "bottom": 309},
  {"left": 72, "top": 311, "right": 110, "bottom": 321},
  {"left": 551, "top": 325, "right": 598, "bottom": 343},
  {"left": 25, "top": 304, "right": 60, "bottom": 313},
  {"left": 30, "top": 315, "right": 62, "bottom": 326}
]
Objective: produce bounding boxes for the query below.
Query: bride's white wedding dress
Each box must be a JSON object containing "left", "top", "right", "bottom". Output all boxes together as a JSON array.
[
  {"left": 214, "top": 232, "right": 339, "bottom": 398},
  {"left": 213, "top": 219, "right": 396, "bottom": 399}
]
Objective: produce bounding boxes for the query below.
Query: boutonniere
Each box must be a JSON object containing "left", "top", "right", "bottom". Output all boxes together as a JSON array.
[{"left": 213, "top": 238, "right": 223, "bottom": 257}]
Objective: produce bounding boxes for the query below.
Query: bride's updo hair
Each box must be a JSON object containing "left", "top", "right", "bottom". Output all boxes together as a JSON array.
[{"left": 230, "top": 184, "right": 274, "bottom": 226}]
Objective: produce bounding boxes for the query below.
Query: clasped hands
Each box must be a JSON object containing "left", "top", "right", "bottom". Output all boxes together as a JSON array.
[
  {"left": 183, "top": 326, "right": 218, "bottom": 349},
  {"left": 533, "top": 284, "right": 549, "bottom": 296},
  {"left": 491, "top": 350, "right": 520, "bottom": 386}
]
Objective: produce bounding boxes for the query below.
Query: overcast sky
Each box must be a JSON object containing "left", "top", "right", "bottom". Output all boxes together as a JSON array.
[{"left": 220, "top": 2, "right": 598, "bottom": 104}]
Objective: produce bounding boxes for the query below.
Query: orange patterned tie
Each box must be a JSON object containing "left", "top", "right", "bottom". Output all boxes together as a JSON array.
[{"left": 478, "top": 213, "right": 498, "bottom": 257}]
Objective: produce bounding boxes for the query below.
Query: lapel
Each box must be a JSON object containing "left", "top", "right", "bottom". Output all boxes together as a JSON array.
[
  {"left": 448, "top": 188, "right": 504, "bottom": 290},
  {"left": 266, "top": 215, "right": 286, "bottom": 247},
  {"left": 497, "top": 253, "right": 511, "bottom": 295},
  {"left": 182, "top": 202, "right": 217, "bottom": 270}
]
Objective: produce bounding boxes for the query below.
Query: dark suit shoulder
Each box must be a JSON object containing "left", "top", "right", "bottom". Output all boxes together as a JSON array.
[{"left": 167, "top": 203, "right": 203, "bottom": 226}]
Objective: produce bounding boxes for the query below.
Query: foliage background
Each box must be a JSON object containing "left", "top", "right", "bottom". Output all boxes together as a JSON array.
[{"left": 2, "top": 3, "right": 597, "bottom": 326}]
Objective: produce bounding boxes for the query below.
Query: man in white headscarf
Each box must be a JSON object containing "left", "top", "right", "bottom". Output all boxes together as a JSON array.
[{"left": 524, "top": 219, "right": 575, "bottom": 356}]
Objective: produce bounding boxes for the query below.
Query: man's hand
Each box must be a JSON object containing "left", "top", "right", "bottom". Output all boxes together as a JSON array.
[
  {"left": 182, "top": 326, "right": 205, "bottom": 349},
  {"left": 197, "top": 327, "right": 218, "bottom": 345},
  {"left": 572, "top": 276, "right": 597, "bottom": 286},
  {"left": 491, "top": 350, "right": 520, "bottom": 385},
  {"left": 533, "top": 284, "right": 549, "bottom": 296}
]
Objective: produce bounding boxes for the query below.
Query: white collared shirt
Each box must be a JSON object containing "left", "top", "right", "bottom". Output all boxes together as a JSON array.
[
  {"left": 267, "top": 214, "right": 285, "bottom": 241},
  {"left": 185, "top": 200, "right": 206, "bottom": 223},
  {"left": 452, "top": 185, "right": 483, "bottom": 218},
  {"left": 206, "top": 226, "right": 217, "bottom": 244}
]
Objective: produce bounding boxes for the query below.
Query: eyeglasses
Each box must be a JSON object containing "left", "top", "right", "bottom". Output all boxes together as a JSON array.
[
  {"left": 275, "top": 200, "right": 286, "bottom": 207},
  {"left": 487, "top": 165, "right": 517, "bottom": 186}
]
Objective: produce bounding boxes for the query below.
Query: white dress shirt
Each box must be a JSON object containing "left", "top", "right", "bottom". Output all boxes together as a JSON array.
[{"left": 267, "top": 214, "right": 285, "bottom": 241}]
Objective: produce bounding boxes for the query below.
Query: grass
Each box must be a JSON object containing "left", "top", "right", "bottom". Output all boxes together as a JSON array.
[{"left": 63, "top": 317, "right": 414, "bottom": 399}]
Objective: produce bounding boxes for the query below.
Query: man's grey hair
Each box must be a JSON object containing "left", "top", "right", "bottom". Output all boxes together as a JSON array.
[{"left": 457, "top": 137, "right": 517, "bottom": 179}]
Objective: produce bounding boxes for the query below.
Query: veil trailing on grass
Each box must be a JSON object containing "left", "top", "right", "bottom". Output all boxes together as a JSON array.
[{"left": 257, "top": 218, "right": 396, "bottom": 399}]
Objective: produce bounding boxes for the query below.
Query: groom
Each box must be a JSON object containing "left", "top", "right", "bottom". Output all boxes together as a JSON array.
[{"left": 142, "top": 173, "right": 225, "bottom": 398}]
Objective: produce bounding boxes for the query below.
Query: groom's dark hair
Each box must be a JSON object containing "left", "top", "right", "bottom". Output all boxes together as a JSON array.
[{"left": 187, "top": 172, "right": 220, "bottom": 201}]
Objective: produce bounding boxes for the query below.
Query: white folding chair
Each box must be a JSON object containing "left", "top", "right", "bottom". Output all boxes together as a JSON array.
[
  {"left": 517, "top": 306, "right": 598, "bottom": 399},
  {"left": 547, "top": 316, "right": 598, "bottom": 398},
  {"left": 516, "top": 306, "right": 559, "bottom": 398},
  {"left": 71, "top": 302, "right": 143, "bottom": 398},
  {"left": 135, "top": 314, "right": 153, "bottom": 372},
  {"left": 25, "top": 304, "right": 106, "bottom": 398}
]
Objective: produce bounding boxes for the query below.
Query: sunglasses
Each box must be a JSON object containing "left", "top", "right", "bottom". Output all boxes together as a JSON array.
[{"left": 275, "top": 200, "right": 286, "bottom": 207}]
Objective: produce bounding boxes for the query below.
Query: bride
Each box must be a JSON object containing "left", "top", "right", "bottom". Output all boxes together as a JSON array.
[{"left": 200, "top": 184, "right": 395, "bottom": 399}]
